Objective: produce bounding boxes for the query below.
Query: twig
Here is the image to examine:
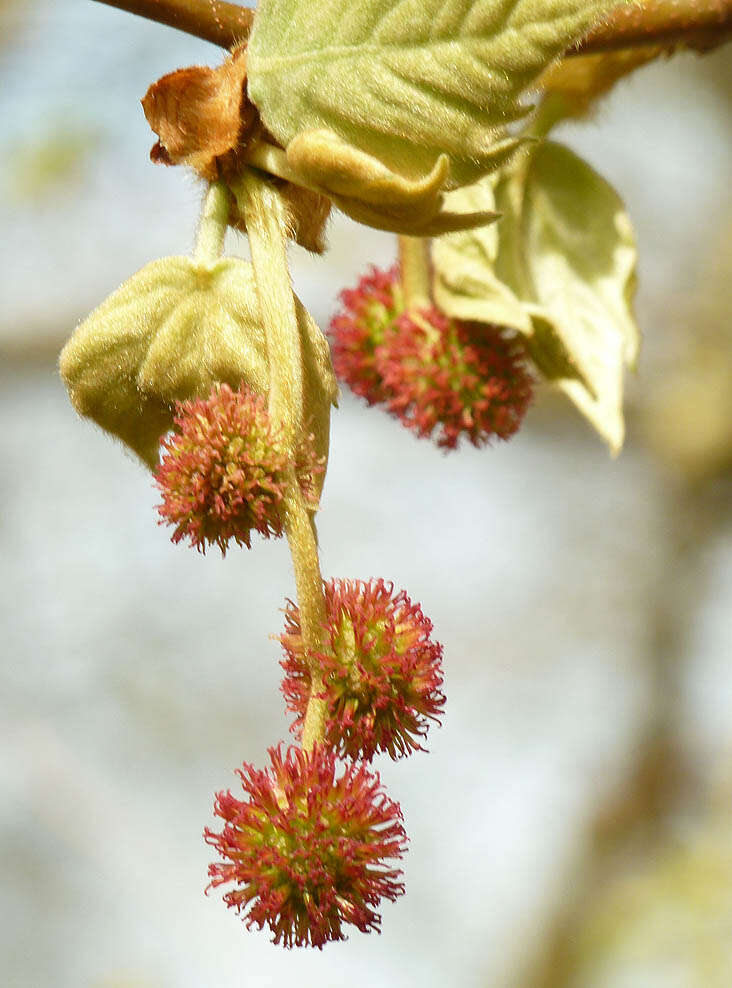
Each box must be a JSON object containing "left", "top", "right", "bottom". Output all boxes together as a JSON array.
[
  {"left": 90, "top": 0, "right": 253, "bottom": 48},
  {"left": 91, "top": 0, "right": 732, "bottom": 55},
  {"left": 574, "top": 0, "right": 732, "bottom": 54}
]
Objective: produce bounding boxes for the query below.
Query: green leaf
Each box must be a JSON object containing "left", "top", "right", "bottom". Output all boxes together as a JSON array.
[
  {"left": 300, "top": 303, "right": 339, "bottom": 498},
  {"left": 433, "top": 178, "right": 533, "bottom": 332},
  {"left": 284, "top": 128, "right": 507, "bottom": 234},
  {"left": 247, "top": 133, "right": 505, "bottom": 235},
  {"left": 60, "top": 256, "right": 336, "bottom": 468},
  {"left": 433, "top": 141, "right": 639, "bottom": 452},
  {"left": 248, "top": 0, "right": 615, "bottom": 191}
]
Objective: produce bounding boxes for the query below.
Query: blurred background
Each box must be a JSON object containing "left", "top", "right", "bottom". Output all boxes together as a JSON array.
[{"left": 1, "top": 2, "right": 731, "bottom": 986}]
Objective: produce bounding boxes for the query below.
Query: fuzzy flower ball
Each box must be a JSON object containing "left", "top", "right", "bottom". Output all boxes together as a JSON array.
[
  {"left": 378, "top": 308, "right": 533, "bottom": 449},
  {"left": 155, "top": 383, "right": 318, "bottom": 555},
  {"left": 329, "top": 265, "right": 402, "bottom": 405},
  {"left": 330, "top": 265, "right": 533, "bottom": 449},
  {"left": 281, "top": 579, "right": 445, "bottom": 761},
  {"left": 205, "top": 744, "right": 407, "bottom": 948}
]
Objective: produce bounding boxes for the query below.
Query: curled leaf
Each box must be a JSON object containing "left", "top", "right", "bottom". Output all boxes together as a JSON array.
[
  {"left": 287, "top": 129, "right": 453, "bottom": 233},
  {"left": 434, "top": 141, "right": 639, "bottom": 452},
  {"left": 433, "top": 179, "right": 532, "bottom": 332},
  {"left": 287, "top": 129, "right": 450, "bottom": 217},
  {"left": 60, "top": 256, "right": 336, "bottom": 469},
  {"left": 248, "top": 132, "right": 503, "bottom": 235}
]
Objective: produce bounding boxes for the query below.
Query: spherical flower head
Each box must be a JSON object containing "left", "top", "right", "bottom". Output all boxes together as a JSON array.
[
  {"left": 205, "top": 744, "right": 407, "bottom": 948},
  {"left": 281, "top": 579, "right": 445, "bottom": 761},
  {"left": 329, "top": 265, "right": 402, "bottom": 405},
  {"left": 155, "top": 383, "right": 321, "bottom": 555},
  {"left": 376, "top": 309, "right": 533, "bottom": 449}
]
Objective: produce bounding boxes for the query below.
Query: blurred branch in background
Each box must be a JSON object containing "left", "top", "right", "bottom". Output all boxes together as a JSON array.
[
  {"left": 4, "top": 126, "right": 102, "bottom": 203},
  {"left": 643, "top": 221, "right": 732, "bottom": 486},
  {"left": 0, "top": 0, "right": 24, "bottom": 47},
  {"left": 511, "top": 222, "right": 732, "bottom": 988},
  {"left": 515, "top": 485, "right": 731, "bottom": 987}
]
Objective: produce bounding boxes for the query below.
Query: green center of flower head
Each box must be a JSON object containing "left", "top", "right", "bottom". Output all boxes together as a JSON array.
[
  {"left": 331, "top": 611, "right": 360, "bottom": 686},
  {"left": 331, "top": 609, "right": 397, "bottom": 696},
  {"left": 409, "top": 309, "right": 443, "bottom": 349},
  {"left": 280, "top": 579, "right": 444, "bottom": 762},
  {"left": 258, "top": 784, "right": 362, "bottom": 900},
  {"left": 255, "top": 788, "right": 319, "bottom": 862},
  {"left": 365, "top": 279, "right": 404, "bottom": 345}
]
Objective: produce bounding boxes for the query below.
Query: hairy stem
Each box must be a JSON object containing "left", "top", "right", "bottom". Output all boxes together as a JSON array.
[
  {"left": 238, "top": 169, "right": 328, "bottom": 753},
  {"left": 194, "top": 182, "right": 229, "bottom": 265},
  {"left": 91, "top": 0, "right": 253, "bottom": 48},
  {"left": 92, "top": 0, "right": 732, "bottom": 56},
  {"left": 236, "top": 172, "right": 302, "bottom": 445},
  {"left": 398, "top": 236, "right": 432, "bottom": 310},
  {"left": 283, "top": 484, "right": 328, "bottom": 752}
]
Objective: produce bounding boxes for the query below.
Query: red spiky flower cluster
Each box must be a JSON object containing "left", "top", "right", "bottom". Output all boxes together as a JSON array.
[
  {"left": 380, "top": 310, "right": 533, "bottom": 449},
  {"left": 329, "top": 265, "right": 533, "bottom": 448},
  {"left": 155, "top": 383, "right": 320, "bottom": 555},
  {"left": 280, "top": 579, "right": 445, "bottom": 760},
  {"left": 330, "top": 265, "right": 402, "bottom": 405},
  {"left": 205, "top": 744, "right": 407, "bottom": 948}
]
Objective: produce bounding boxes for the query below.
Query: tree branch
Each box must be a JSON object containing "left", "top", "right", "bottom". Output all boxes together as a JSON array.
[
  {"left": 93, "top": 0, "right": 732, "bottom": 56},
  {"left": 573, "top": 0, "right": 732, "bottom": 55},
  {"left": 90, "top": 0, "right": 253, "bottom": 48}
]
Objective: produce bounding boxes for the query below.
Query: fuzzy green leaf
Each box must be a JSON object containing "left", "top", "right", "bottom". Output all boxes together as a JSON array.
[
  {"left": 433, "top": 178, "right": 533, "bottom": 331},
  {"left": 248, "top": 0, "right": 616, "bottom": 191},
  {"left": 518, "top": 141, "right": 638, "bottom": 451},
  {"left": 299, "top": 303, "right": 339, "bottom": 498},
  {"left": 434, "top": 141, "right": 639, "bottom": 452},
  {"left": 60, "top": 256, "right": 336, "bottom": 468}
]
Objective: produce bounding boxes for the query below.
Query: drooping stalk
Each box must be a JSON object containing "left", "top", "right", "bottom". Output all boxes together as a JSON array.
[
  {"left": 398, "top": 234, "right": 447, "bottom": 349},
  {"left": 236, "top": 172, "right": 302, "bottom": 445},
  {"left": 398, "top": 235, "right": 432, "bottom": 310},
  {"left": 194, "top": 182, "right": 230, "bottom": 265},
  {"left": 237, "top": 169, "right": 327, "bottom": 752},
  {"left": 282, "top": 485, "right": 328, "bottom": 751}
]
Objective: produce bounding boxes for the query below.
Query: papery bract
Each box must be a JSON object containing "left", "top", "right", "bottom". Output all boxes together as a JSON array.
[{"left": 142, "top": 43, "right": 257, "bottom": 181}]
